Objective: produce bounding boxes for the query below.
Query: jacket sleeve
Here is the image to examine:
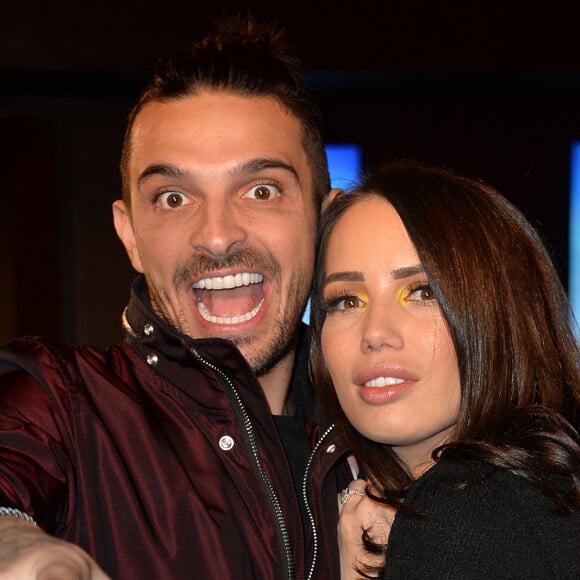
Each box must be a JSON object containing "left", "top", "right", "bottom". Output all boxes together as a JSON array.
[{"left": 0, "top": 340, "right": 75, "bottom": 532}]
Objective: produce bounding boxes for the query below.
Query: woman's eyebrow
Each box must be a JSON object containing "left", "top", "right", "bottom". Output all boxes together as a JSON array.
[
  {"left": 324, "top": 271, "right": 364, "bottom": 285},
  {"left": 324, "top": 265, "right": 424, "bottom": 286},
  {"left": 391, "top": 264, "right": 424, "bottom": 280}
]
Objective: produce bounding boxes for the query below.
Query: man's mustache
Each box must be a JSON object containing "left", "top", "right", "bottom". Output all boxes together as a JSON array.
[{"left": 173, "top": 247, "right": 281, "bottom": 289}]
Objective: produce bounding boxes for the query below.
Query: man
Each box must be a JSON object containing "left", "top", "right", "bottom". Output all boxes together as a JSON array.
[{"left": 0, "top": 18, "right": 351, "bottom": 579}]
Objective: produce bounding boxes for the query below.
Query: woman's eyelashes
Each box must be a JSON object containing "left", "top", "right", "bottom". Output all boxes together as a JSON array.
[
  {"left": 323, "top": 291, "right": 367, "bottom": 314},
  {"left": 323, "top": 280, "right": 435, "bottom": 314},
  {"left": 401, "top": 281, "right": 436, "bottom": 305}
]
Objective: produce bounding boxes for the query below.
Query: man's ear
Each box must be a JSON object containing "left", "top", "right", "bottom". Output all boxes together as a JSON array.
[
  {"left": 322, "top": 188, "right": 344, "bottom": 212},
  {"left": 112, "top": 200, "right": 144, "bottom": 273}
]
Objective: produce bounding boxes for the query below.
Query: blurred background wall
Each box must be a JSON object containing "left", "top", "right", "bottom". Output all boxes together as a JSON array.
[{"left": 2, "top": 1, "right": 579, "bottom": 345}]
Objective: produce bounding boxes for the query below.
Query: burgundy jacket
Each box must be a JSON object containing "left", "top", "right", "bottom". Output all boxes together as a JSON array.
[{"left": 0, "top": 280, "right": 351, "bottom": 579}]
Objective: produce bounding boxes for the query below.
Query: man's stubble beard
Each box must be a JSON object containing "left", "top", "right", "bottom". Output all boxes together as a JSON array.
[
  {"left": 230, "top": 265, "right": 310, "bottom": 377},
  {"left": 145, "top": 248, "right": 312, "bottom": 378}
]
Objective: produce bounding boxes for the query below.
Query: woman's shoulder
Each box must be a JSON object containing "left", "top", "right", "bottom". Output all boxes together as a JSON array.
[
  {"left": 385, "top": 458, "right": 579, "bottom": 579},
  {"left": 409, "top": 457, "right": 573, "bottom": 520}
]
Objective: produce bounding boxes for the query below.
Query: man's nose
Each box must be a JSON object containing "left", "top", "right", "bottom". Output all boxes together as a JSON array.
[{"left": 191, "top": 199, "right": 247, "bottom": 257}]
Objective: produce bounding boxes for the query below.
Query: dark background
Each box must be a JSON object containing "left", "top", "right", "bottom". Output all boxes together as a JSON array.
[{"left": 2, "top": 2, "right": 579, "bottom": 345}]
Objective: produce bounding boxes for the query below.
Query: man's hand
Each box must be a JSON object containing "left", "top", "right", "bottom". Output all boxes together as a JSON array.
[
  {"left": 337, "top": 480, "right": 396, "bottom": 580},
  {"left": 0, "top": 516, "right": 110, "bottom": 579}
]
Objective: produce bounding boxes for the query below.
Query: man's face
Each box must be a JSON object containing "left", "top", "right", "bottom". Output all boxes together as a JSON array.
[{"left": 114, "top": 91, "right": 318, "bottom": 375}]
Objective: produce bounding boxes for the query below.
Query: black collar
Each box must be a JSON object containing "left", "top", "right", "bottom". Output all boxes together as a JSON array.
[{"left": 122, "top": 275, "right": 319, "bottom": 421}]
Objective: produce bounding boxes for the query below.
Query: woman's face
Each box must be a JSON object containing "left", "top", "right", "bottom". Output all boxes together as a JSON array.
[{"left": 320, "top": 196, "right": 460, "bottom": 475}]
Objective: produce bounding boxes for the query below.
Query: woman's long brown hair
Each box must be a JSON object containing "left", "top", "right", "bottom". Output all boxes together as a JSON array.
[{"left": 311, "top": 159, "right": 580, "bottom": 517}]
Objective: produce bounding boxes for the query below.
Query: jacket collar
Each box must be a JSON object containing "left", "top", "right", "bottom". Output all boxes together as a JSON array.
[
  {"left": 122, "top": 275, "right": 256, "bottom": 371},
  {"left": 122, "top": 275, "right": 319, "bottom": 420}
]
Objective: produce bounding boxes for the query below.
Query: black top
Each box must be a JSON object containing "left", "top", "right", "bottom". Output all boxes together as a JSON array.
[
  {"left": 273, "top": 327, "right": 318, "bottom": 530},
  {"left": 385, "top": 459, "right": 580, "bottom": 579},
  {"left": 274, "top": 412, "right": 311, "bottom": 525}
]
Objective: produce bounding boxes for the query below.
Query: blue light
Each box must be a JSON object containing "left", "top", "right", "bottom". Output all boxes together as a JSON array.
[
  {"left": 325, "top": 144, "right": 363, "bottom": 189},
  {"left": 569, "top": 143, "right": 580, "bottom": 337},
  {"left": 302, "top": 144, "right": 362, "bottom": 324}
]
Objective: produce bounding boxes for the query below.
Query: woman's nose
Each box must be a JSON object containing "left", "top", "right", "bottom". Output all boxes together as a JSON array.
[{"left": 360, "top": 303, "right": 404, "bottom": 353}]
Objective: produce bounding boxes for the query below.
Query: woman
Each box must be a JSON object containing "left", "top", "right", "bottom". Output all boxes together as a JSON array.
[{"left": 310, "top": 160, "right": 580, "bottom": 579}]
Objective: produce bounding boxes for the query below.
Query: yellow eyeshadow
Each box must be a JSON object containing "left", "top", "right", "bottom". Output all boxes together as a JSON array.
[
  {"left": 325, "top": 286, "right": 369, "bottom": 310},
  {"left": 396, "top": 288, "right": 408, "bottom": 304},
  {"left": 357, "top": 292, "right": 369, "bottom": 309}
]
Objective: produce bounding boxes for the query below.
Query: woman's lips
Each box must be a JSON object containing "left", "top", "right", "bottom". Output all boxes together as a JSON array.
[
  {"left": 353, "top": 365, "right": 418, "bottom": 405},
  {"left": 354, "top": 365, "right": 419, "bottom": 386}
]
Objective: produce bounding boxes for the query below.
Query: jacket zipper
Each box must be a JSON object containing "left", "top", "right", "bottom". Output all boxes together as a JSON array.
[
  {"left": 302, "top": 424, "right": 335, "bottom": 580},
  {"left": 190, "top": 348, "right": 295, "bottom": 580}
]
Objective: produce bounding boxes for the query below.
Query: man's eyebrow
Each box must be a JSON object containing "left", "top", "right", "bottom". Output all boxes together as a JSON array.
[
  {"left": 324, "top": 265, "right": 425, "bottom": 286},
  {"left": 138, "top": 163, "right": 189, "bottom": 184},
  {"left": 233, "top": 158, "right": 299, "bottom": 180},
  {"left": 137, "top": 158, "right": 299, "bottom": 186}
]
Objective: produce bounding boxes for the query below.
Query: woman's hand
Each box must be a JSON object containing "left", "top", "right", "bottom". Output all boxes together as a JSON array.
[{"left": 337, "top": 479, "right": 396, "bottom": 580}]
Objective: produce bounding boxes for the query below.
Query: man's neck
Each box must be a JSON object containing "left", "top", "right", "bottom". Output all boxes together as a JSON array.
[{"left": 258, "top": 350, "right": 296, "bottom": 416}]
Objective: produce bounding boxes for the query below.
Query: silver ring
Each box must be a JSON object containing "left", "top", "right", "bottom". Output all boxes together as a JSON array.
[{"left": 338, "top": 487, "right": 364, "bottom": 505}]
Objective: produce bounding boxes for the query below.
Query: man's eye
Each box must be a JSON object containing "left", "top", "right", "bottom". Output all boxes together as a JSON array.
[
  {"left": 244, "top": 184, "right": 280, "bottom": 201},
  {"left": 157, "top": 191, "right": 187, "bottom": 209}
]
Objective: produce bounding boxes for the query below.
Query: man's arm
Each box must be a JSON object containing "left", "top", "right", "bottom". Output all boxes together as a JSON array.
[
  {"left": 0, "top": 347, "right": 107, "bottom": 578},
  {"left": 0, "top": 515, "right": 109, "bottom": 579},
  {"left": 0, "top": 356, "right": 74, "bottom": 532}
]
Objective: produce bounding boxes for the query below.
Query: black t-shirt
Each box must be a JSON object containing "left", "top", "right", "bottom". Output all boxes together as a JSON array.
[{"left": 274, "top": 411, "right": 311, "bottom": 528}]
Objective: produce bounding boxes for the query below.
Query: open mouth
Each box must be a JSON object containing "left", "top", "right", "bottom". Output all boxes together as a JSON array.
[{"left": 192, "top": 272, "right": 265, "bottom": 325}]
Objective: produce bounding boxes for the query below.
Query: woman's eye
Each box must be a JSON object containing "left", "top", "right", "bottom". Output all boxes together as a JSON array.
[
  {"left": 157, "top": 191, "right": 188, "bottom": 209},
  {"left": 341, "top": 297, "right": 362, "bottom": 310},
  {"left": 326, "top": 295, "right": 366, "bottom": 312},
  {"left": 244, "top": 184, "right": 280, "bottom": 201},
  {"left": 407, "top": 285, "right": 435, "bottom": 302}
]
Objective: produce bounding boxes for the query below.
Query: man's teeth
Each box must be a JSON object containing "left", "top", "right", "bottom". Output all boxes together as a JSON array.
[
  {"left": 197, "top": 299, "right": 264, "bottom": 325},
  {"left": 192, "top": 272, "right": 263, "bottom": 290},
  {"left": 364, "top": 377, "right": 406, "bottom": 387}
]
